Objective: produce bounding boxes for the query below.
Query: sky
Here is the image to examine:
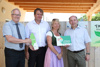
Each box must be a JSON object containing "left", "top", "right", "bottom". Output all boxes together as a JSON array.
[{"left": 24, "top": 12, "right": 85, "bottom": 22}]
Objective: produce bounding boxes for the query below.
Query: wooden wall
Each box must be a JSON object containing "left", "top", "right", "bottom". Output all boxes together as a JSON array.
[
  {"left": 0, "top": 22, "right": 5, "bottom": 67},
  {"left": 0, "top": 21, "right": 100, "bottom": 67},
  {"left": 0, "top": 0, "right": 26, "bottom": 22}
]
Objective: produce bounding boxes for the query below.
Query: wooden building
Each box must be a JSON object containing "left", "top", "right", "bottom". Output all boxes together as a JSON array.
[{"left": 0, "top": 0, "right": 100, "bottom": 67}]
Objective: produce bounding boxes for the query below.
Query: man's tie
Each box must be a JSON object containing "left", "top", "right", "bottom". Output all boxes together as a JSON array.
[{"left": 15, "top": 23, "right": 23, "bottom": 48}]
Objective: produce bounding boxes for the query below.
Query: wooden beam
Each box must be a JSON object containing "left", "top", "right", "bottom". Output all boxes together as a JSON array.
[
  {"left": 87, "top": 14, "right": 92, "bottom": 21},
  {"left": 95, "top": 12, "right": 98, "bottom": 13},
  {"left": 15, "top": 5, "right": 93, "bottom": 7},
  {"left": 8, "top": 0, "right": 96, "bottom": 4},
  {"left": 27, "top": 10, "right": 87, "bottom": 13},
  {"left": 24, "top": 8, "right": 89, "bottom": 11},
  {"left": 20, "top": 6, "right": 91, "bottom": 9},
  {"left": 87, "top": 0, "right": 100, "bottom": 15},
  {"left": 8, "top": 0, "right": 98, "bottom": 14},
  {"left": 24, "top": 9, "right": 88, "bottom": 12},
  {"left": 17, "top": 5, "right": 92, "bottom": 8},
  {"left": 14, "top": 2, "right": 95, "bottom": 6},
  {"left": 95, "top": 9, "right": 100, "bottom": 13},
  {"left": 23, "top": 8, "right": 88, "bottom": 11},
  {"left": 15, "top": 3, "right": 93, "bottom": 7},
  {"left": 13, "top": 2, "right": 95, "bottom": 4}
]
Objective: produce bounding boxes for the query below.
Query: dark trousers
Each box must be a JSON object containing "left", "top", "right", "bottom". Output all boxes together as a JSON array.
[
  {"left": 67, "top": 50, "right": 86, "bottom": 67},
  {"left": 5, "top": 47, "right": 25, "bottom": 67},
  {"left": 28, "top": 47, "right": 46, "bottom": 67}
]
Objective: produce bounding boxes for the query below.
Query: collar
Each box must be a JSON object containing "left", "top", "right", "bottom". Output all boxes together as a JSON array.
[
  {"left": 11, "top": 20, "right": 20, "bottom": 25},
  {"left": 33, "top": 20, "right": 43, "bottom": 24},
  {"left": 70, "top": 25, "right": 80, "bottom": 30}
]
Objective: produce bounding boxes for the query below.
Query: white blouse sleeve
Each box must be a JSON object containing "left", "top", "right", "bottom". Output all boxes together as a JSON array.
[{"left": 46, "top": 31, "right": 52, "bottom": 37}]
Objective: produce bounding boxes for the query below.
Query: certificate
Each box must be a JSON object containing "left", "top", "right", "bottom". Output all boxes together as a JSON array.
[
  {"left": 56, "top": 36, "right": 71, "bottom": 46},
  {"left": 30, "top": 33, "right": 39, "bottom": 50}
]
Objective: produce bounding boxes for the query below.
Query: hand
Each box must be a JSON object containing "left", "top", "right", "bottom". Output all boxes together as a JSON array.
[
  {"left": 25, "top": 39, "right": 31, "bottom": 43},
  {"left": 64, "top": 45, "right": 70, "bottom": 48},
  {"left": 29, "top": 45, "right": 38, "bottom": 51},
  {"left": 57, "top": 53, "right": 62, "bottom": 60},
  {"left": 25, "top": 51, "right": 29, "bottom": 60},
  {"left": 57, "top": 54, "right": 61, "bottom": 60},
  {"left": 85, "top": 55, "right": 90, "bottom": 61},
  {"left": 26, "top": 43, "right": 31, "bottom": 46},
  {"left": 29, "top": 45, "right": 34, "bottom": 51}
]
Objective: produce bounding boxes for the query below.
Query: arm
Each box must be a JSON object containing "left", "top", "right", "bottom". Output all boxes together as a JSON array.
[
  {"left": 25, "top": 45, "right": 29, "bottom": 60},
  {"left": 25, "top": 38, "right": 34, "bottom": 60},
  {"left": 47, "top": 36, "right": 62, "bottom": 60},
  {"left": 86, "top": 43, "right": 90, "bottom": 54},
  {"left": 84, "top": 29, "right": 91, "bottom": 61},
  {"left": 47, "top": 36, "right": 59, "bottom": 56},
  {"left": 59, "top": 46, "right": 63, "bottom": 57},
  {"left": 5, "top": 35, "right": 31, "bottom": 44},
  {"left": 25, "top": 45, "right": 29, "bottom": 52},
  {"left": 85, "top": 42, "right": 90, "bottom": 61}
]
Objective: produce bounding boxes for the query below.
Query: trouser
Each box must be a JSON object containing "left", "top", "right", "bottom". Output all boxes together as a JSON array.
[
  {"left": 67, "top": 50, "right": 86, "bottom": 67},
  {"left": 28, "top": 47, "right": 46, "bottom": 67},
  {"left": 5, "top": 47, "right": 25, "bottom": 67}
]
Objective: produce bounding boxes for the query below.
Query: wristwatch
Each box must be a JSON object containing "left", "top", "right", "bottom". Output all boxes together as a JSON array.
[{"left": 86, "top": 53, "right": 90, "bottom": 55}]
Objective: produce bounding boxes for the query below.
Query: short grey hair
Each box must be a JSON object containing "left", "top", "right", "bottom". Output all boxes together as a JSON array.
[
  {"left": 69, "top": 15, "right": 78, "bottom": 20},
  {"left": 11, "top": 8, "right": 21, "bottom": 15}
]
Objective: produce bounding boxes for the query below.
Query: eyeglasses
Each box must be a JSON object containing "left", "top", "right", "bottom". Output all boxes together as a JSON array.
[{"left": 12, "top": 14, "right": 21, "bottom": 16}]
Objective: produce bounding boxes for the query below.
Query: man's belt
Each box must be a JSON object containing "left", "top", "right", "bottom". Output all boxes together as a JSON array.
[
  {"left": 68, "top": 49, "right": 84, "bottom": 53},
  {"left": 5, "top": 47, "right": 24, "bottom": 52}
]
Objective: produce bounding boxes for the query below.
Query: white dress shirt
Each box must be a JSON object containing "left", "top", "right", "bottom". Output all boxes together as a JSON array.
[
  {"left": 64, "top": 26, "right": 91, "bottom": 51},
  {"left": 25, "top": 20, "right": 50, "bottom": 47}
]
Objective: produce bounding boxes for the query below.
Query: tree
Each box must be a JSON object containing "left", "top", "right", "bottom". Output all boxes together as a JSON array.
[
  {"left": 78, "top": 15, "right": 88, "bottom": 21},
  {"left": 78, "top": 12, "right": 100, "bottom": 21},
  {"left": 92, "top": 12, "right": 100, "bottom": 21}
]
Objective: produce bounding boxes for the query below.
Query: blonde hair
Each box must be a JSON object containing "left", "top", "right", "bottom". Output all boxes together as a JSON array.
[{"left": 51, "top": 19, "right": 60, "bottom": 32}]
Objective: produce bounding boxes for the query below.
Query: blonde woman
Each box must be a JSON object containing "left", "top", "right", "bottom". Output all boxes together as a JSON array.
[{"left": 44, "top": 19, "right": 64, "bottom": 67}]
